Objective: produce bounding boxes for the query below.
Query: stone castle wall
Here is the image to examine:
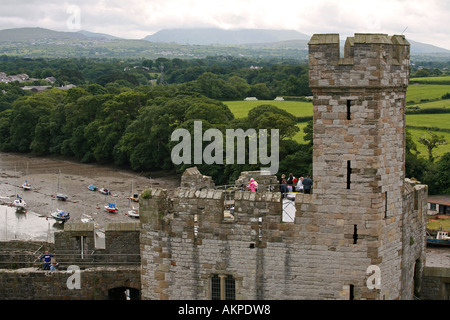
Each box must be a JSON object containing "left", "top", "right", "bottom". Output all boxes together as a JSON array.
[
  {"left": 0, "top": 266, "right": 140, "bottom": 300},
  {"left": 138, "top": 33, "right": 428, "bottom": 300},
  {"left": 0, "top": 224, "right": 142, "bottom": 300},
  {"left": 139, "top": 175, "right": 427, "bottom": 300}
]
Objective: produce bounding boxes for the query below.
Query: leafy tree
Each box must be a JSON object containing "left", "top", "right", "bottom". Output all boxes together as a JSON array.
[
  {"left": 418, "top": 131, "right": 447, "bottom": 162},
  {"left": 435, "top": 152, "right": 450, "bottom": 194},
  {"left": 405, "top": 129, "right": 428, "bottom": 182},
  {"left": 249, "top": 83, "right": 272, "bottom": 100},
  {"left": 196, "top": 72, "right": 225, "bottom": 99}
]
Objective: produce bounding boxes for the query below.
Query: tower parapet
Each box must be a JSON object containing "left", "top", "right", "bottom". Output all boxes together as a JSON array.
[{"left": 309, "top": 33, "right": 410, "bottom": 89}]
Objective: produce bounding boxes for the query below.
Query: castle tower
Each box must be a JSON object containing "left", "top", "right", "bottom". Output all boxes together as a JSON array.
[{"left": 308, "top": 33, "right": 411, "bottom": 299}]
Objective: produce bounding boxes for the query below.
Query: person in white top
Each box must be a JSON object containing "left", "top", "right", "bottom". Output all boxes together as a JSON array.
[{"left": 296, "top": 176, "right": 304, "bottom": 193}]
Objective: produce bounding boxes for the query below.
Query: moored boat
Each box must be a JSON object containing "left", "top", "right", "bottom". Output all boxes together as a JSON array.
[
  {"left": 22, "top": 180, "right": 31, "bottom": 190},
  {"left": 100, "top": 188, "right": 111, "bottom": 195},
  {"left": 105, "top": 202, "right": 118, "bottom": 212},
  {"left": 51, "top": 209, "right": 70, "bottom": 222},
  {"left": 127, "top": 207, "right": 139, "bottom": 218},
  {"left": 427, "top": 230, "right": 450, "bottom": 246},
  {"left": 12, "top": 195, "right": 26, "bottom": 209},
  {"left": 56, "top": 193, "right": 68, "bottom": 201}
]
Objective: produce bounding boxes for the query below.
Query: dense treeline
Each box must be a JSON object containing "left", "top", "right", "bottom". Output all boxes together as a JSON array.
[
  {"left": 0, "top": 55, "right": 313, "bottom": 185},
  {"left": 0, "top": 55, "right": 311, "bottom": 100},
  {"left": 0, "top": 83, "right": 312, "bottom": 185}
]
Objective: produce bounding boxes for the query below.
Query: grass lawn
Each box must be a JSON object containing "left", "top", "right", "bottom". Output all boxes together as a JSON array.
[
  {"left": 406, "top": 84, "right": 450, "bottom": 104},
  {"left": 293, "top": 122, "right": 309, "bottom": 144},
  {"left": 224, "top": 100, "right": 313, "bottom": 119},
  {"left": 427, "top": 215, "right": 450, "bottom": 231}
]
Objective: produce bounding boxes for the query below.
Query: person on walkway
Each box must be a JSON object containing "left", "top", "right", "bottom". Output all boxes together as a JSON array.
[
  {"left": 38, "top": 251, "right": 54, "bottom": 270},
  {"left": 302, "top": 175, "right": 313, "bottom": 194}
]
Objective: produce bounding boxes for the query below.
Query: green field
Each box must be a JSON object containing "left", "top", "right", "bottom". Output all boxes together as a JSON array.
[
  {"left": 224, "top": 100, "right": 313, "bottom": 119},
  {"left": 224, "top": 98, "right": 450, "bottom": 160},
  {"left": 406, "top": 99, "right": 450, "bottom": 109},
  {"left": 406, "top": 84, "right": 450, "bottom": 104},
  {"left": 410, "top": 75, "right": 450, "bottom": 84},
  {"left": 406, "top": 113, "right": 450, "bottom": 130}
]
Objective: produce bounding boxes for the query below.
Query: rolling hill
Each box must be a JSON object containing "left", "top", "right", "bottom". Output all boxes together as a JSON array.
[
  {"left": 144, "top": 28, "right": 311, "bottom": 45},
  {"left": 144, "top": 28, "right": 450, "bottom": 55},
  {"left": 0, "top": 27, "right": 448, "bottom": 58}
]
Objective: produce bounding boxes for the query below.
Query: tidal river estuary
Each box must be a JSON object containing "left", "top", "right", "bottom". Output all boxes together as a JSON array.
[{"left": 0, "top": 152, "right": 179, "bottom": 241}]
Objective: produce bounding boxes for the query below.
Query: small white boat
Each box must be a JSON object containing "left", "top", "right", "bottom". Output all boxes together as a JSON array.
[
  {"left": 100, "top": 188, "right": 111, "bottom": 195},
  {"left": 51, "top": 209, "right": 70, "bottom": 222},
  {"left": 127, "top": 207, "right": 139, "bottom": 218},
  {"left": 13, "top": 195, "right": 26, "bottom": 208},
  {"left": 13, "top": 199, "right": 26, "bottom": 207},
  {"left": 22, "top": 180, "right": 31, "bottom": 191}
]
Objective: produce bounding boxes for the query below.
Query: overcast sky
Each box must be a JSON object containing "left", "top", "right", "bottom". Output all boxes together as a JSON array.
[{"left": 0, "top": 0, "right": 449, "bottom": 50}]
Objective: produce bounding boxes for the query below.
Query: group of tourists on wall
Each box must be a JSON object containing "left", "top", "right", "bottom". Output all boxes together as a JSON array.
[
  {"left": 244, "top": 173, "right": 313, "bottom": 196},
  {"left": 280, "top": 173, "right": 313, "bottom": 197}
]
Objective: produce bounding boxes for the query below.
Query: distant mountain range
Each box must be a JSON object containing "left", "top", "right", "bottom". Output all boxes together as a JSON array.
[
  {"left": 0, "top": 27, "right": 449, "bottom": 57},
  {"left": 144, "top": 28, "right": 450, "bottom": 54},
  {"left": 144, "top": 28, "right": 311, "bottom": 45},
  {"left": 0, "top": 27, "right": 120, "bottom": 41}
]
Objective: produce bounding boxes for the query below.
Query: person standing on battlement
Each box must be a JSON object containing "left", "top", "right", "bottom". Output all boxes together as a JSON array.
[
  {"left": 286, "top": 173, "right": 295, "bottom": 192},
  {"left": 302, "top": 175, "right": 313, "bottom": 194},
  {"left": 296, "top": 176, "right": 304, "bottom": 193},
  {"left": 38, "top": 251, "right": 54, "bottom": 270}
]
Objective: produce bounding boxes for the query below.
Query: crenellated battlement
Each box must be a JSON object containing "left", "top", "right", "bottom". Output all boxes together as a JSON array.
[{"left": 309, "top": 33, "right": 410, "bottom": 89}]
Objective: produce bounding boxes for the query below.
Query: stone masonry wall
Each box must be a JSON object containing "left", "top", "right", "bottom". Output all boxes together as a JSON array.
[
  {"left": 400, "top": 180, "right": 428, "bottom": 299},
  {"left": 307, "top": 33, "right": 411, "bottom": 299},
  {"left": 0, "top": 266, "right": 140, "bottom": 300},
  {"left": 0, "top": 224, "right": 141, "bottom": 300},
  {"left": 53, "top": 222, "right": 140, "bottom": 268}
]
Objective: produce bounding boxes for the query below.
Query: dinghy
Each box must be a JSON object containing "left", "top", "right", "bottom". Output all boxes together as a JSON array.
[
  {"left": 105, "top": 202, "right": 118, "bottom": 212},
  {"left": 51, "top": 209, "right": 70, "bottom": 222}
]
